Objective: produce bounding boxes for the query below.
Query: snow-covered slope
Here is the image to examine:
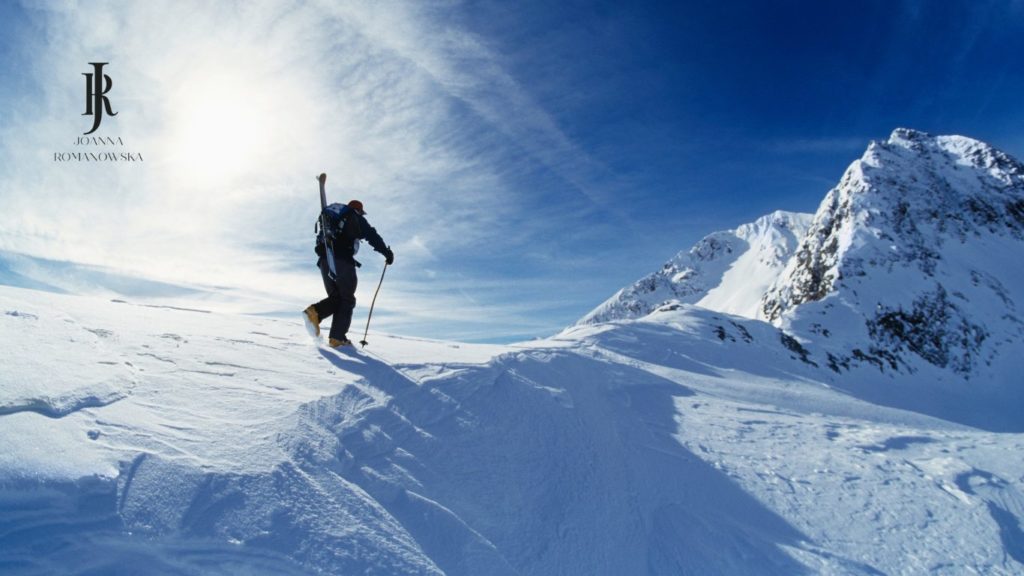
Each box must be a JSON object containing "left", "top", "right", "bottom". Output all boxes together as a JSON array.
[
  {"left": 577, "top": 210, "right": 812, "bottom": 325},
  {"left": 3, "top": 282, "right": 1024, "bottom": 574}
]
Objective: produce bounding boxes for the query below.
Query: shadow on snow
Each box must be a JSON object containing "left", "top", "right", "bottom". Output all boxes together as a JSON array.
[{"left": 311, "top": 345, "right": 835, "bottom": 575}]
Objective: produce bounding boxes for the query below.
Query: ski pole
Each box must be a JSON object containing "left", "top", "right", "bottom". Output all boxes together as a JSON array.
[{"left": 359, "top": 263, "right": 388, "bottom": 347}]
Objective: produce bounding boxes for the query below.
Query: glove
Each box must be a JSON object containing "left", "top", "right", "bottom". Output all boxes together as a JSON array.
[
  {"left": 384, "top": 247, "right": 394, "bottom": 266},
  {"left": 315, "top": 242, "right": 326, "bottom": 258}
]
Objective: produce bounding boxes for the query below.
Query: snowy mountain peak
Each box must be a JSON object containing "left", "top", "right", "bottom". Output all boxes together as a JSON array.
[
  {"left": 762, "top": 130, "right": 1024, "bottom": 380},
  {"left": 869, "top": 128, "right": 1024, "bottom": 186},
  {"left": 885, "top": 128, "right": 1023, "bottom": 178},
  {"left": 887, "top": 126, "right": 931, "bottom": 146},
  {"left": 763, "top": 129, "right": 1024, "bottom": 322},
  {"left": 583, "top": 129, "right": 1024, "bottom": 385},
  {"left": 576, "top": 210, "right": 812, "bottom": 325},
  {"left": 737, "top": 209, "right": 808, "bottom": 242}
]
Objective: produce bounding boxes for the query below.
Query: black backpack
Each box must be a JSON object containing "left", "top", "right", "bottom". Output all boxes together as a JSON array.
[{"left": 315, "top": 203, "right": 352, "bottom": 246}]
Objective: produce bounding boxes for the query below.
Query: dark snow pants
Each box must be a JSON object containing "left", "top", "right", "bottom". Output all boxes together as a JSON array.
[{"left": 314, "top": 254, "right": 358, "bottom": 341}]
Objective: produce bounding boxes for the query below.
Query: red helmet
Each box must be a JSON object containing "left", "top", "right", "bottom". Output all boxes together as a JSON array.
[{"left": 347, "top": 200, "right": 366, "bottom": 215}]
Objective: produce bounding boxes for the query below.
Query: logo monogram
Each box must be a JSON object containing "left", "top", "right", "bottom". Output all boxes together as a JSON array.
[{"left": 83, "top": 62, "right": 117, "bottom": 135}]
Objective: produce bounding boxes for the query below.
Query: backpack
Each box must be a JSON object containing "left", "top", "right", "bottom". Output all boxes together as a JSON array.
[
  {"left": 315, "top": 203, "right": 361, "bottom": 260},
  {"left": 316, "top": 202, "right": 351, "bottom": 244}
]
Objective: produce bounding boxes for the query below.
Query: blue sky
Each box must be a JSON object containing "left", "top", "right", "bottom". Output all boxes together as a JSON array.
[{"left": 1, "top": 0, "right": 1023, "bottom": 342}]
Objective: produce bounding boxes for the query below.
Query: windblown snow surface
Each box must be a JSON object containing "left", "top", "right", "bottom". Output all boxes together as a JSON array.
[
  {"left": 3, "top": 130, "right": 1024, "bottom": 575},
  {"left": 1, "top": 290, "right": 1022, "bottom": 575}
]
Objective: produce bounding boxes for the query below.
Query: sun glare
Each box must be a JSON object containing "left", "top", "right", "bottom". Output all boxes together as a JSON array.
[{"left": 165, "top": 70, "right": 275, "bottom": 189}]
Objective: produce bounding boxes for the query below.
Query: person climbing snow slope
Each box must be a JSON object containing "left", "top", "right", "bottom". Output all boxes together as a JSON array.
[{"left": 304, "top": 174, "right": 394, "bottom": 348}]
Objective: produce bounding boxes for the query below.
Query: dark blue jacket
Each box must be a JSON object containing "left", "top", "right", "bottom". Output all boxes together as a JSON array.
[{"left": 333, "top": 208, "right": 388, "bottom": 261}]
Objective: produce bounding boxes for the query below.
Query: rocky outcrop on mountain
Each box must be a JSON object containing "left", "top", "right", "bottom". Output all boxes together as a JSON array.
[
  {"left": 763, "top": 128, "right": 1024, "bottom": 320},
  {"left": 762, "top": 128, "right": 1024, "bottom": 377}
]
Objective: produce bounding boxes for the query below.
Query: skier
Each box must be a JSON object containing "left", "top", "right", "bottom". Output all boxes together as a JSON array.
[{"left": 304, "top": 194, "right": 394, "bottom": 348}]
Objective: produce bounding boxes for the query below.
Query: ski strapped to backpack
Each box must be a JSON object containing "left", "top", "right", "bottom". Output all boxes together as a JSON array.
[
  {"left": 316, "top": 202, "right": 362, "bottom": 278},
  {"left": 316, "top": 174, "right": 336, "bottom": 280},
  {"left": 316, "top": 173, "right": 363, "bottom": 280}
]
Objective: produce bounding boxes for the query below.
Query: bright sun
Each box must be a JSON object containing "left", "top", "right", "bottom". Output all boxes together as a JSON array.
[{"left": 165, "top": 69, "right": 276, "bottom": 189}]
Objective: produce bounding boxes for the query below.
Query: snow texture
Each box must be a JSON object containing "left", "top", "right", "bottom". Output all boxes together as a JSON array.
[{"left": 2, "top": 130, "right": 1024, "bottom": 575}]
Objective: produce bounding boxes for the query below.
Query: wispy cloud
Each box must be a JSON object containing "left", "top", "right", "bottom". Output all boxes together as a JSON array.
[
  {"left": 323, "top": 2, "right": 622, "bottom": 212},
  {"left": 0, "top": 0, "right": 621, "bottom": 341}
]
